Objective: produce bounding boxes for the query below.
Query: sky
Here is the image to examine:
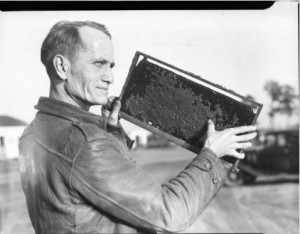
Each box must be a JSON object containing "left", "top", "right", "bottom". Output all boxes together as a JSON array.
[{"left": 0, "top": 2, "right": 298, "bottom": 133}]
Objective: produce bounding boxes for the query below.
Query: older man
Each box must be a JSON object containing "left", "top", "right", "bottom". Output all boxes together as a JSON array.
[{"left": 19, "top": 21, "right": 257, "bottom": 233}]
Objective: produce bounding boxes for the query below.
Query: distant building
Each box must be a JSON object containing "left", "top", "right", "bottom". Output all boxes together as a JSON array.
[
  {"left": 0, "top": 115, "right": 27, "bottom": 160},
  {"left": 147, "top": 133, "right": 173, "bottom": 148},
  {"left": 127, "top": 129, "right": 176, "bottom": 149},
  {"left": 128, "top": 130, "right": 151, "bottom": 149}
]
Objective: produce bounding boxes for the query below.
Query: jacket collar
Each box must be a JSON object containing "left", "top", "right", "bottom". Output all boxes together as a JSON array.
[{"left": 34, "top": 97, "right": 105, "bottom": 128}]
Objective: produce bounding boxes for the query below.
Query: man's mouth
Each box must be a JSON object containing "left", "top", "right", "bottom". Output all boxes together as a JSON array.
[{"left": 97, "top": 87, "right": 108, "bottom": 92}]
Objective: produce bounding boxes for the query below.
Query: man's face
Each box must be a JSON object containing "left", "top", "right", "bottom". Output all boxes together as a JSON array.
[{"left": 66, "top": 26, "right": 115, "bottom": 107}]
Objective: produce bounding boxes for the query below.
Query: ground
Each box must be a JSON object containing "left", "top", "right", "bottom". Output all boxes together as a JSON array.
[{"left": 0, "top": 147, "right": 298, "bottom": 234}]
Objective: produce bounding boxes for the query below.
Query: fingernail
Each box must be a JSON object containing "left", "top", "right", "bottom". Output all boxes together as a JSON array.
[{"left": 114, "top": 99, "right": 121, "bottom": 107}]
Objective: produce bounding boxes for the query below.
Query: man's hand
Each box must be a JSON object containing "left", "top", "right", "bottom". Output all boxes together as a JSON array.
[
  {"left": 101, "top": 96, "right": 121, "bottom": 127},
  {"left": 204, "top": 119, "right": 257, "bottom": 159}
]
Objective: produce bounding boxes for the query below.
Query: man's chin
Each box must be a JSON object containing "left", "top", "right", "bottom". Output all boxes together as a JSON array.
[{"left": 89, "top": 97, "right": 109, "bottom": 106}]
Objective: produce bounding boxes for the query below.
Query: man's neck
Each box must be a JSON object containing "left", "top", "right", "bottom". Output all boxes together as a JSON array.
[{"left": 49, "top": 87, "right": 91, "bottom": 111}]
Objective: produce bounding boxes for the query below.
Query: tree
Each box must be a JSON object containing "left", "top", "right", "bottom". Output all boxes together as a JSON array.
[
  {"left": 264, "top": 80, "right": 298, "bottom": 129},
  {"left": 279, "top": 84, "right": 297, "bottom": 116},
  {"left": 264, "top": 81, "right": 281, "bottom": 128}
]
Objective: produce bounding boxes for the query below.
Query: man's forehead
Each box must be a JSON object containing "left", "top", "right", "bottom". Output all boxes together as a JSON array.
[{"left": 78, "top": 26, "right": 113, "bottom": 59}]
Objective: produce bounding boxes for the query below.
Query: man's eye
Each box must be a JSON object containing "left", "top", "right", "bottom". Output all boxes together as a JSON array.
[
  {"left": 94, "top": 61, "right": 105, "bottom": 66},
  {"left": 94, "top": 60, "right": 114, "bottom": 68}
]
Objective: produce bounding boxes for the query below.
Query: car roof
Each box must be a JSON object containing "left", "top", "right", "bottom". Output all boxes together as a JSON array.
[{"left": 259, "top": 129, "right": 299, "bottom": 134}]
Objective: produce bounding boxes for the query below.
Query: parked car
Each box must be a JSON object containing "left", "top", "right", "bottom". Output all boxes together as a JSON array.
[
  {"left": 147, "top": 134, "right": 173, "bottom": 149},
  {"left": 225, "top": 129, "right": 299, "bottom": 186}
]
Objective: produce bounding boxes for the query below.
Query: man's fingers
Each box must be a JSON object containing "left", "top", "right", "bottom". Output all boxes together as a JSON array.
[
  {"left": 101, "top": 96, "right": 121, "bottom": 126},
  {"left": 229, "top": 150, "right": 245, "bottom": 159},
  {"left": 233, "top": 141, "right": 252, "bottom": 150},
  {"left": 101, "top": 101, "right": 110, "bottom": 113},
  {"left": 235, "top": 132, "right": 257, "bottom": 142},
  {"left": 101, "top": 97, "right": 110, "bottom": 118},
  {"left": 102, "top": 96, "right": 117, "bottom": 112},
  {"left": 107, "top": 99, "right": 121, "bottom": 126},
  {"left": 109, "top": 100, "right": 121, "bottom": 119},
  {"left": 231, "top": 125, "right": 257, "bottom": 135},
  {"left": 109, "top": 96, "right": 115, "bottom": 101},
  {"left": 207, "top": 119, "right": 215, "bottom": 133},
  {"left": 102, "top": 109, "right": 110, "bottom": 118}
]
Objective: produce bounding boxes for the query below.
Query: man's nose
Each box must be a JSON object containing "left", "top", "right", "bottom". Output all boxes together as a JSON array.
[{"left": 102, "top": 67, "right": 114, "bottom": 84}]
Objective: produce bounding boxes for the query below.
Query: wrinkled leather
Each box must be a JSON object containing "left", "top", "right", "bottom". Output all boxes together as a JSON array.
[{"left": 19, "top": 97, "right": 232, "bottom": 234}]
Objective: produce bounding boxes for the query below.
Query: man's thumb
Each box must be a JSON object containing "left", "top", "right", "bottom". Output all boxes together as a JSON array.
[{"left": 108, "top": 99, "right": 121, "bottom": 126}]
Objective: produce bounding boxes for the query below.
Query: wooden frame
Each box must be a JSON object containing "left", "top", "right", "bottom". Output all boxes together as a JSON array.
[{"left": 119, "top": 51, "right": 263, "bottom": 155}]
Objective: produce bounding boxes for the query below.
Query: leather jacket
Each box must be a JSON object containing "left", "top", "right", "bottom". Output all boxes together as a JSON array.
[{"left": 19, "top": 97, "right": 232, "bottom": 234}]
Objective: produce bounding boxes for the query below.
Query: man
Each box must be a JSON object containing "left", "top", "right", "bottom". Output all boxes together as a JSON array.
[{"left": 19, "top": 21, "right": 257, "bottom": 233}]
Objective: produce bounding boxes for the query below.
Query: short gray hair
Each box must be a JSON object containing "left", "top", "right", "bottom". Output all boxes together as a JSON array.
[{"left": 41, "top": 21, "right": 111, "bottom": 77}]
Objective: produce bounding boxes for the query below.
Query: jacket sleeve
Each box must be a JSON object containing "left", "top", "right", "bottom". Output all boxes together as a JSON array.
[{"left": 70, "top": 136, "right": 231, "bottom": 233}]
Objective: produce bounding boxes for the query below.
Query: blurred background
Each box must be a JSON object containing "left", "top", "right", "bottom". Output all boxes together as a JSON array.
[{"left": 0, "top": 2, "right": 298, "bottom": 234}]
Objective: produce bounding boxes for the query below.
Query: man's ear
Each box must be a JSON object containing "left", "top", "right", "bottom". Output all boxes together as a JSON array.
[{"left": 53, "top": 54, "right": 70, "bottom": 80}]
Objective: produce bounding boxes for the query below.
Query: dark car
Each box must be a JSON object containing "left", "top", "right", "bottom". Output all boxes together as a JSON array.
[
  {"left": 226, "top": 129, "right": 299, "bottom": 186},
  {"left": 147, "top": 133, "right": 173, "bottom": 149}
]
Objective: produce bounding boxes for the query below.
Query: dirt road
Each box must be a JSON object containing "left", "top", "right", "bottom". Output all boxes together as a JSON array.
[
  {"left": 0, "top": 148, "right": 298, "bottom": 234},
  {"left": 134, "top": 148, "right": 299, "bottom": 234}
]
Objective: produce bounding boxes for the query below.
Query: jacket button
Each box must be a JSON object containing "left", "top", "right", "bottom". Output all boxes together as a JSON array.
[
  {"left": 204, "top": 162, "right": 210, "bottom": 169},
  {"left": 212, "top": 178, "right": 218, "bottom": 184}
]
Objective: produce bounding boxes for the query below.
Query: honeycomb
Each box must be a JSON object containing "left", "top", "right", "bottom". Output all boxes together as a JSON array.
[{"left": 120, "top": 57, "right": 257, "bottom": 150}]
